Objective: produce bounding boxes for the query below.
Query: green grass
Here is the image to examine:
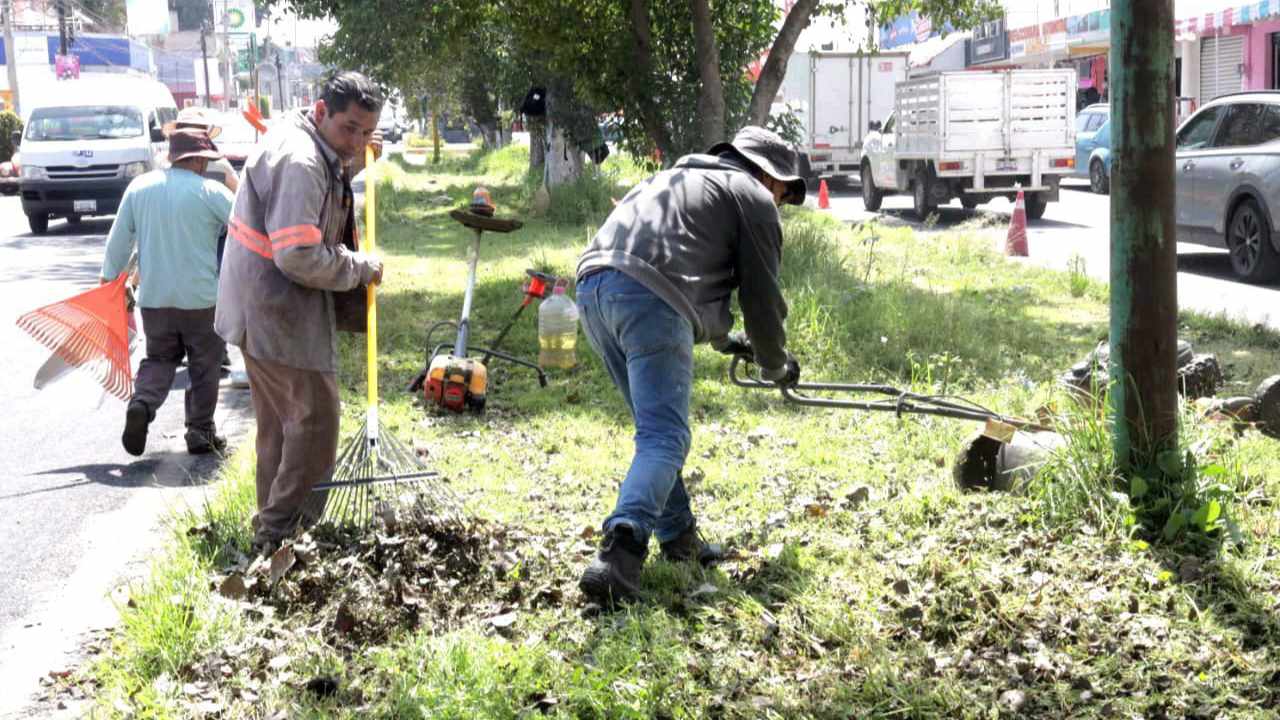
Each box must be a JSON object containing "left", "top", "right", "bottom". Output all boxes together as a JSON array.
[{"left": 79, "top": 146, "right": 1280, "bottom": 719}]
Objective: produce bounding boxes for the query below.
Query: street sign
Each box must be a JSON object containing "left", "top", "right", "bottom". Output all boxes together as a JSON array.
[
  {"left": 55, "top": 55, "right": 81, "bottom": 80},
  {"left": 223, "top": 0, "right": 256, "bottom": 30}
]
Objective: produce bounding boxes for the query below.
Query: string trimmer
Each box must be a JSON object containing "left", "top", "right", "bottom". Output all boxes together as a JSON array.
[
  {"left": 728, "top": 355, "right": 1059, "bottom": 491},
  {"left": 406, "top": 205, "right": 546, "bottom": 414}
]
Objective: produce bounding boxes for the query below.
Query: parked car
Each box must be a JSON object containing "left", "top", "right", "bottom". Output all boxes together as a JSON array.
[
  {"left": 16, "top": 76, "right": 176, "bottom": 234},
  {"left": 1073, "top": 103, "right": 1112, "bottom": 194},
  {"left": 377, "top": 117, "right": 402, "bottom": 143},
  {"left": 1175, "top": 91, "right": 1280, "bottom": 283},
  {"left": 0, "top": 154, "right": 18, "bottom": 194},
  {"left": 210, "top": 111, "right": 265, "bottom": 173}
]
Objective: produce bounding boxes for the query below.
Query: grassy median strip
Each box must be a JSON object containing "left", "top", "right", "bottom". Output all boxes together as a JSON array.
[{"left": 73, "top": 146, "right": 1280, "bottom": 719}]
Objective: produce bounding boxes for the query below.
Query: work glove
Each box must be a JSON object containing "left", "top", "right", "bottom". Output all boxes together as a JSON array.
[
  {"left": 762, "top": 354, "right": 801, "bottom": 387},
  {"left": 716, "top": 331, "right": 753, "bottom": 359}
]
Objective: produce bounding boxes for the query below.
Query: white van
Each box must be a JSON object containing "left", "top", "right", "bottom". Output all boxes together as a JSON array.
[{"left": 15, "top": 76, "right": 177, "bottom": 234}]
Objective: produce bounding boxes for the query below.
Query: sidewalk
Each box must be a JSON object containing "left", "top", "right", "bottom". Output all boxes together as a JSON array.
[{"left": 0, "top": 358, "right": 255, "bottom": 720}]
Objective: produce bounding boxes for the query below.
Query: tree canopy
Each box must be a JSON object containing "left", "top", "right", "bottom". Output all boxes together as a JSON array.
[{"left": 274, "top": 0, "right": 1000, "bottom": 161}]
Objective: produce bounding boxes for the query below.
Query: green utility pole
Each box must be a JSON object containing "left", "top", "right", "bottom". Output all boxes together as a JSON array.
[{"left": 1109, "top": 0, "right": 1179, "bottom": 471}]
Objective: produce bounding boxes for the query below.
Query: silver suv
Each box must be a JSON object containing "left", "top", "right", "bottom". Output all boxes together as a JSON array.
[{"left": 1176, "top": 92, "right": 1280, "bottom": 282}]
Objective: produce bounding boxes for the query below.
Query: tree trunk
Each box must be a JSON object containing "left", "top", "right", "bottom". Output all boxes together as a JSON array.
[
  {"left": 689, "top": 0, "right": 725, "bottom": 146},
  {"left": 431, "top": 111, "right": 441, "bottom": 164},
  {"left": 529, "top": 116, "right": 546, "bottom": 171},
  {"left": 478, "top": 120, "right": 499, "bottom": 148},
  {"left": 746, "top": 0, "right": 820, "bottom": 127},
  {"left": 544, "top": 89, "right": 583, "bottom": 189},
  {"left": 544, "top": 125, "right": 584, "bottom": 189},
  {"left": 627, "top": 0, "right": 676, "bottom": 163}
]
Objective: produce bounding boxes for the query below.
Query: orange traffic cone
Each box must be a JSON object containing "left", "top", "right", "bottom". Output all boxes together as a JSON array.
[
  {"left": 818, "top": 179, "right": 830, "bottom": 210},
  {"left": 1005, "top": 188, "right": 1029, "bottom": 257}
]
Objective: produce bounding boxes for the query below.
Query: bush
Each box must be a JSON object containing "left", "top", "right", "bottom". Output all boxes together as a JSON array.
[
  {"left": 0, "top": 111, "right": 23, "bottom": 162},
  {"left": 544, "top": 164, "right": 624, "bottom": 227},
  {"left": 405, "top": 132, "right": 433, "bottom": 149}
]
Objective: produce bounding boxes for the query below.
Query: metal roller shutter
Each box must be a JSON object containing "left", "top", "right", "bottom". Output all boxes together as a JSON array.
[{"left": 1200, "top": 35, "right": 1245, "bottom": 104}]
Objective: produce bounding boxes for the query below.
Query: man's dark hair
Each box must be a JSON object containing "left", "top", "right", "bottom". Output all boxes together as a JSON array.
[{"left": 320, "top": 71, "right": 383, "bottom": 114}]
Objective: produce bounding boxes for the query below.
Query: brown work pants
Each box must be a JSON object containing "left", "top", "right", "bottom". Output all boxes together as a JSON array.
[
  {"left": 243, "top": 351, "right": 339, "bottom": 546},
  {"left": 133, "top": 307, "right": 223, "bottom": 432}
]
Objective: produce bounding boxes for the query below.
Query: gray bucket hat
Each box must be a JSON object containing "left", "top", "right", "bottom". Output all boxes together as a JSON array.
[{"left": 708, "top": 125, "right": 806, "bottom": 205}]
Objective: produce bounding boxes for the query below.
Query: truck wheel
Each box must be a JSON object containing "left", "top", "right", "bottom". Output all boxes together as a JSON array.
[
  {"left": 67, "top": 214, "right": 83, "bottom": 226},
  {"left": 27, "top": 213, "right": 48, "bottom": 235},
  {"left": 1024, "top": 193, "right": 1048, "bottom": 220},
  {"left": 1226, "top": 198, "right": 1280, "bottom": 283},
  {"left": 861, "top": 164, "right": 883, "bottom": 211},
  {"left": 912, "top": 168, "right": 936, "bottom": 219},
  {"left": 960, "top": 195, "right": 979, "bottom": 210},
  {"left": 1089, "top": 159, "right": 1110, "bottom": 195}
]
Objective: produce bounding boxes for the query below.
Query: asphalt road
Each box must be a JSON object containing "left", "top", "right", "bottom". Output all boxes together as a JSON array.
[
  {"left": 819, "top": 179, "right": 1280, "bottom": 332},
  {"left": 0, "top": 196, "right": 252, "bottom": 717}
]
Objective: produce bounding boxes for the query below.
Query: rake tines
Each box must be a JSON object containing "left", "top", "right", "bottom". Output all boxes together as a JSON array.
[{"left": 302, "top": 418, "right": 465, "bottom": 529}]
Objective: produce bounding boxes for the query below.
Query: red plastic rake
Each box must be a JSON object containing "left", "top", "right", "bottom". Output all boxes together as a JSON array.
[{"left": 16, "top": 272, "right": 134, "bottom": 402}]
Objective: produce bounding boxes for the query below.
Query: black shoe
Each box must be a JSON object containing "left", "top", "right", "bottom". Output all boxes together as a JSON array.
[
  {"left": 579, "top": 524, "right": 647, "bottom": 605},
  {"left": 659, "top": 521, "right": 724, "bottom": 566},
  {"left": 122, "top": 401, "right": 150, "bottom": 456},
  {"left": 185, "top": 428, "right": 227, "bottom": 455},
  {"left": 251, "top": 536, "right": 281, "bottom": 558}
]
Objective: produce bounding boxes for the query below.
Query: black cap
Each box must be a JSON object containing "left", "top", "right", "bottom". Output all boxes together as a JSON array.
[{"left": 707, "top": 125, "right": 806, "bottom": 205}]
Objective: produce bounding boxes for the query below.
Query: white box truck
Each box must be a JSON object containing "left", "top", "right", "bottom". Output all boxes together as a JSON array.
[
  {"left": 859, "top": 69, "right": 1077, "bottom": 219},
  {"left": 776, "top": 50, "right": 910, "bottom": 181}
]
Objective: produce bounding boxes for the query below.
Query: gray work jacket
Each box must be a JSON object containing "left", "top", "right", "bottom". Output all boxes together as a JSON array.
[
  {"left": 215, "top": 109, "right": 378, "bottom": 372},
  {"left": 577, "top": 154, "right": 789, "bottom": 373}
]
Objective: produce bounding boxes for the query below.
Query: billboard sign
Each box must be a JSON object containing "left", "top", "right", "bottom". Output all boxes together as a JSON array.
[
  {"left": 126, "top": 0, "right": 171, "bottom": 36},
  {"left": 968, "top": 17, "right": 1008, "bottom": 64}
]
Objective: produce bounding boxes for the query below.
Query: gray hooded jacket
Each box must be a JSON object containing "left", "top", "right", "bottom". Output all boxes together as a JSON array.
[{"left": 576, "top": 153, "right": 787, "bottom": 373}]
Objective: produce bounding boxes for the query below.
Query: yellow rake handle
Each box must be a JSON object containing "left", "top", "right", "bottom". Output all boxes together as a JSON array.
[{"left": 365, "top": 145, "right": 379, "bottom": 437}]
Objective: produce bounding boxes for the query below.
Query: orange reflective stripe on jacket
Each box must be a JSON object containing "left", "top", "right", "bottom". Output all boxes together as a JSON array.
[
  {"left": 230, "top": 217, "right": 271, "bottom": 258},
  {"left": 230, "top": 218, "right": 322, "bottom": 258},
  {"left": 269, "top": 224, "right": 323, "bottom": 251}
]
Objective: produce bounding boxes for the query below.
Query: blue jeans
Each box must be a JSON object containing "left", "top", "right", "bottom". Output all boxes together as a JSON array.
[{"left": 577, "top": 269, "right": 695, "bottom": 545}]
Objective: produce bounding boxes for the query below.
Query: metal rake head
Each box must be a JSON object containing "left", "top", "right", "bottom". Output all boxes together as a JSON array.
[{"left": 300, "top": 419, "right": 466, "bottom": 530}]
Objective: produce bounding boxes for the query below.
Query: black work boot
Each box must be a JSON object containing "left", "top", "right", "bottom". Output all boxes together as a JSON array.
[
  {"left": 185, "top": 427, "right": 228, "bottom": 455},
  {"left": 579, "top": 524, "right": 647, "bottom": 605},
  {"left": 660, "top": 520, "right": 724, "bottom": 566},
  {"left": 121, "top": 400, "right": 152, "bottom": 457}
]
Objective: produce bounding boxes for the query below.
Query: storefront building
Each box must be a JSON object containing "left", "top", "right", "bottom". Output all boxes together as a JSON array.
[{"left": 960, "top": 2, "right": 1280, "bottom": 121}]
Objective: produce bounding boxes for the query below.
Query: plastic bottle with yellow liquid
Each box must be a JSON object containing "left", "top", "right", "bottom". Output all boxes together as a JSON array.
[{"left": 537, "top": 284, "right": 579, "bottom": 369}]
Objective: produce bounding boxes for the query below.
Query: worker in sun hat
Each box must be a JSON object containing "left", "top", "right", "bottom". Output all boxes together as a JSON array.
[
  {"left": 163, "top": 106, "right": 243, "bottom": 377},
  {"left": 574, "top": 125, "right": 806, "bottom": 605},
  {"left": 163, "top": 106, "right": 240, "bottom": 193},
  {"left": 102, "top": 128, "right": 235, "bottom": 457}
]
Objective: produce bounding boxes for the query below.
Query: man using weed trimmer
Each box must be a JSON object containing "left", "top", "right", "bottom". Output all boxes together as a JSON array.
[
  {"left": 575, "top": 126, "right": 805, "bottom": 604},
  {"left": 216, "top": 72, "right": 384, "bottom": 553}
]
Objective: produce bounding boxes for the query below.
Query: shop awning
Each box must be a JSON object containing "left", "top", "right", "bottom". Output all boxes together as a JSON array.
[{"left": 1175, "top": 1, "right": 1280, "bottom": 40}]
